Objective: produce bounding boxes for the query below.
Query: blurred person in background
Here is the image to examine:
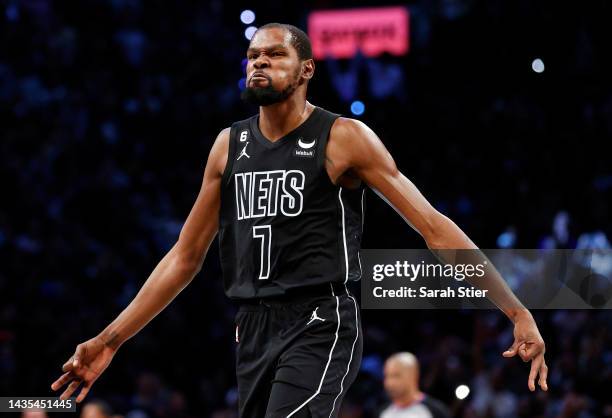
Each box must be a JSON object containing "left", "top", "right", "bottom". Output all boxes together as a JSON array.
[
  {"left": 21, "top": 410, "right": 48, "bottom": 418},
  {"left": 380, "top": 352, "right": 450, "bottom": 418},
  {"left": 81, "top": 398, "right": 120, "bottom": 418}
]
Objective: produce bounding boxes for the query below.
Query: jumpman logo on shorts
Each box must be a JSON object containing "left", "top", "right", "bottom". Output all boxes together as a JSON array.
[{"left": 307, "top": 307, "right": 325, "bottom": 325}]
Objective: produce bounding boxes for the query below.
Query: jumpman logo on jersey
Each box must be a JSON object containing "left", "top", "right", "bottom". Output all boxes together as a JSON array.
[
  {"left": 237, "top": 142, "right": 250, "bottom": 160},
  {"left": 307, "top": 307, "right": 325, "bottom": 325}
]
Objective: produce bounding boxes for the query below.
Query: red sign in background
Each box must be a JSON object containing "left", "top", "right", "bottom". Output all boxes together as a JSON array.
[{"left": 308, "top": 6, "right": 410, "bottom": 59}]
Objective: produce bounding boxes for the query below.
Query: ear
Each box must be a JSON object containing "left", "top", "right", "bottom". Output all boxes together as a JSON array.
[{"left": 301, "top": 59, "right": 315, "bottom": 81}]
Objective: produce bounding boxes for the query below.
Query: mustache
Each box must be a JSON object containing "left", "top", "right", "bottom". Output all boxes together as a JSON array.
[{"left": 249, "top": 72, "right": 272, "bottom": 83}]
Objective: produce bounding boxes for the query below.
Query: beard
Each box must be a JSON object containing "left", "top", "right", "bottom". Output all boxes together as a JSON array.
[{"left": 241, "top": 72, "right": 300, "bottom": 106}]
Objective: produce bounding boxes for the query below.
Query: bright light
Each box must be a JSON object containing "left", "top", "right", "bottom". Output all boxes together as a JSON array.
[
  {"left": 240, "top": 10, "right": 256, "bottom": 24},
  {"left": 532, "top": 58, "right": 545, "bottom": 73},
  {"left": 497, "top": 231, "right": 516, "bottom": 248},
  {"left": 244, "top": 26, "right": 257, "bottom": 41},
  {"left": 350, "top": 100, "right": 365, "bottom": 116},
  {"left": 455, "top": 384, "right": 470, "bottom": 400}
]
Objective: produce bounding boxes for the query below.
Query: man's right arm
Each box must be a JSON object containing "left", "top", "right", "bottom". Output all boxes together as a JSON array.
[
  {"left": 99, "top": 127, "right": 230, "bottom": 349},
  {"left": 51, "top": 128, "right": 230, "bottom": 402}
]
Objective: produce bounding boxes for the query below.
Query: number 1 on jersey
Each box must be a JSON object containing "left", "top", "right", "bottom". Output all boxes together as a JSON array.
[{"left": 252, "top": 225, "right": 271, "bottom": 280}]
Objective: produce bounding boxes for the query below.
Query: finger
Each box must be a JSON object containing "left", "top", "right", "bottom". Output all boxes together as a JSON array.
[
  {"left": 502, "top": 340, "right": 522, "bottom": 357},
  {"left": 538, "top": 359, "right": 549, "bottom": 391},
  {"left": 73, "top": 345, "right": 85, "bottom": 368},
  {"left": 60, "top": 379, "right": 82, "bottom": 401},
  {"left": 51, "top": 371, "right": 72, "bottom": 391},
  {"left": 528, "top": 355, "right": 543, "bottom": 391},
  {"left": 523, "top": 341, "right": 544, "bottom": 359},
  {"left": 62, "top": 356, "right": 74, "bottom": 373},
  {"left": 519, "top": 343, "right": 531, "bottom": 362},
  {"left": 76, "top": 381, "right": 93, "bottom": 403}
]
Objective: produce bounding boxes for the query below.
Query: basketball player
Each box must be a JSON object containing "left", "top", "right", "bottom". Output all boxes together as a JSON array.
[{"left": 51, "top": 23, "right": 548, "bottom": 417}]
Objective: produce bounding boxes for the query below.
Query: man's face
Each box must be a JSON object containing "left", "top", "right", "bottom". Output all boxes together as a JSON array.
[
  {"left": 383, "top": 360, "right": 410, "bottom": 400},
  {"left": 241, "top": 27, "right": 305, "bottom": 106}
]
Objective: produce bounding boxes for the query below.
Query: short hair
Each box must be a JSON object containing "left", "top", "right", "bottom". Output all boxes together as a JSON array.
[
  {"left": 387, "top": 352, "right": 419, "bottom": 370},
  {"left": 84, "top": 399, "right": 113, "bottom": 416},
  {"left": 256, "top": 23, "right": 313, "bottom": 61}
]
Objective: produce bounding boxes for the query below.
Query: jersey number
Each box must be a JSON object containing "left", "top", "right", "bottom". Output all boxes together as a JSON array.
[{"left": 253, "top": 225, "right": 271, "bottom": 280}]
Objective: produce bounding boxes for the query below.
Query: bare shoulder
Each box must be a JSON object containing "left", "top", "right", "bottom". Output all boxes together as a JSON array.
[
  {"left": 207, "top": 127, "right": 231, "bottom": 177},
  {"left": 213, "top": 127, "right": 231, "bottom": 148},
  {"left": 330, "top": 117, "right": 374, "bottom": 142},
  {"left": 328, "top": 117, "right": 387, "bottom": 168}
]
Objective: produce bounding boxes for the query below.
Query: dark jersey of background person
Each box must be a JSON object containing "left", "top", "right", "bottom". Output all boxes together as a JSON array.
[
  {"left": 219, "top": 106, "right": 365, "bottom": 299},
  {"left": 379, "top": 395, "right": 452, "bottom": 418}
]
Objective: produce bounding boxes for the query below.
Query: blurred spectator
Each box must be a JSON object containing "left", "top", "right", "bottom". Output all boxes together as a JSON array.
[
  {"left": 81, "top": 399, "right": 118, "bottom": 418},
  {"left": 380, "top": 352, "right": 451, "bottom": 418},
  {"left": 21, "top": 410, "right": 48, "bottom": 418}
]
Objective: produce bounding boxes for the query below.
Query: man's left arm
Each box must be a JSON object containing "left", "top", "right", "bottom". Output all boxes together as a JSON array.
[{"left": 327, "top": 117, "right": 548, "bottom": 391}]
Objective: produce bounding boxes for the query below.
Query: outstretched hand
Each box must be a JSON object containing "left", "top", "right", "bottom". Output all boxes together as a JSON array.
[
  {"left": 502, "top": 310, "right": 548, "bottom": 392},
  {"left": 51, "top": 337, "right": 117, "bottom": 403}
]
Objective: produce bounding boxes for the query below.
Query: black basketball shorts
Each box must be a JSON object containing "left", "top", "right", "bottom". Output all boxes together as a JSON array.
[{"left": 233, "top": 283, "right": 363, "bottom": 418}]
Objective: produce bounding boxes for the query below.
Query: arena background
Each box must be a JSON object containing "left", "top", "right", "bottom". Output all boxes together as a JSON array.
[{"left": 0, "top": 0, "right": 610, "bottom": 417}]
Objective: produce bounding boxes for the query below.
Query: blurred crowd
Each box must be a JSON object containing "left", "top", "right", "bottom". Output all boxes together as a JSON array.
[{"left": 1, "top": 0, "right": 610, "bottom": 417}]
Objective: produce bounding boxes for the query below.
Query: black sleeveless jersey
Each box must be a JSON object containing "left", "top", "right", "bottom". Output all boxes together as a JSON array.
[{"left": 218, "top": 106, "right": 365, "bottom": 300}]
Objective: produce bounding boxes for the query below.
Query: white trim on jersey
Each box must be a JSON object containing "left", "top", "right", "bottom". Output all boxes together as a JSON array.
[
  {"left": 361, "top": 187, "right": 365, "bottom": 229},
  {"left": 338, "top": 188, "right": 349, "bottom": 284},
  {"left": 286, "top": 296, "right": 341, "bottom": 418},
  {"left": 357, "top": 188, "right": 365, "bottom": 278},
  {"left": 324, "top": 188, "right": 361, "bottom": 416},
  {"left": 288, "top": 187, "right": 360, "bottom": 417},
  {"left": 328, "top": 287, "right": 360, "bottom": 417}
]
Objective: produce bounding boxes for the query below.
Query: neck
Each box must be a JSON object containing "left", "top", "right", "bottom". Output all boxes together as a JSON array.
[
  {"left": 394, "top": 391, "right": 424, "bottom": 408},
  {"left": 258, "top": 93, "right": 312, "bottom": 141}
]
